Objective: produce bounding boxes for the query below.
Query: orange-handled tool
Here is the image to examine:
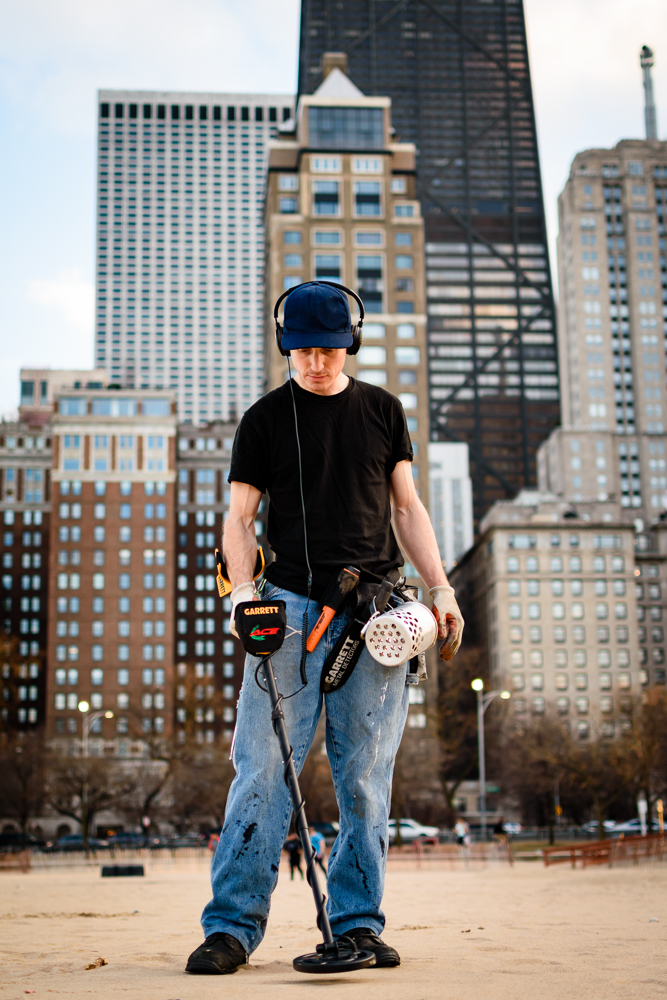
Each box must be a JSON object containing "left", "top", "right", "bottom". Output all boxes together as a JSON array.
[{"left": 306, "top": 565, "right": 360, "bottom": 652}]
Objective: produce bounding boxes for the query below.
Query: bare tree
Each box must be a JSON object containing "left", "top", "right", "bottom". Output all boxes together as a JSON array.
[
  {"left": 559, "top": 727, "right": 638, "bottom": 840},
  {"left": 625, "top": 690, "right": 667, "bottom": 829},
  {"left": 0, "top": 732, "right": 46, "bottom": 844},
  {"left": 170, "top": 746, "right": 236, "bottom": 833},
  {"left": 502, "top": 717, "right": 574, "bottom": 843},
  {"left": 45, "top": 754, "right": 129, "bottom": 849}
]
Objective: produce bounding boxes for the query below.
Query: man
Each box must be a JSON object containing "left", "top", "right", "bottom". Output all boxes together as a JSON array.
[
  {"left": 309, "top": 825, "right": 327, "bottom": 876},
  {"left": 186, "top": 282, "right": 463, "bottom": 975}
]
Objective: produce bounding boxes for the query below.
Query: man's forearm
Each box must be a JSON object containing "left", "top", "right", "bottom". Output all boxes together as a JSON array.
[
  {"left": 222, "top": 516, "right": 258, "bottom": 591},
  {"left": 392, "top": 497, "right": 449, "bottom": 591}
]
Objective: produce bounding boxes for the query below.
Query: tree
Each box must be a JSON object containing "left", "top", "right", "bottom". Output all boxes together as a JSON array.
[
  {"left": 626, "top": 690, "right": 667, "bottom": 829},
  {"left": 45, "top": 754, "right": 128, "bottom": 849},
  {"left": 502, "top": 717, "right": 573, "bottom": 844},
  {"left": 557, "top": 727, "right": 637, "bottom": 840},
  {"left": 0, "top": 732, "right": 46, "bottom": 843},
  {"left": 170, "top": 746, "right": 236, "bottom": 833}
]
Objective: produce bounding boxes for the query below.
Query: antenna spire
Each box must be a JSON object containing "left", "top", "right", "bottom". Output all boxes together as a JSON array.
[{"left": 640, "top": 46, "right": 658, "bottom": 140}]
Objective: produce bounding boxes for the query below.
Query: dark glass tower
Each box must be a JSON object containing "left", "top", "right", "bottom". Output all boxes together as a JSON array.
[{"left": 298, "top": 0, "right": 559, "bottom": 526}]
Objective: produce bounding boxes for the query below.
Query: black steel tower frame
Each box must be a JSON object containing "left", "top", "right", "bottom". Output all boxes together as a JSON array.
[{"left": 298, "top": 0, "right": 560, "bottom": 526}]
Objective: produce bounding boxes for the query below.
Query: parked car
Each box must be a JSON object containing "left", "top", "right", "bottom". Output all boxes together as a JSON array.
[
  {"left": 501, "top": 822, "right": 522, "bottom": 836},
  {"left": 581, "top": 820, "right": 616, "bottom": 835},
  {"left": 387, "top": 818, "right": 440, "bottom": 843},
  {"left": 44, "top": 834, "right": 110, "bottom": 852},
  {"left": 107, "top": 832, "right": 162, "bottom": 849},
  {"left": 0, "top": 832, "right": 45, "bottom": 853},
  {"left": 165, "top": 834, "right": 208, "bottom": 849},
  {"left": 610, "top": 818, "right": 643, "bottom": 835}
]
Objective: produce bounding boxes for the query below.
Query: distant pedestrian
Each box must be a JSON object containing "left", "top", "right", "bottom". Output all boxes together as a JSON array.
[
  {"left": 493, "top": 817, "right": 508, "bottom": 844},
  {"left": 309, "top": 826, "right": 327, "bottom": 876},
  {"left": 285, "top": 836, "right": 304, "bottom": 880},
  {"left": 454, "top": 818, "right": 470, "bottom": 847}
]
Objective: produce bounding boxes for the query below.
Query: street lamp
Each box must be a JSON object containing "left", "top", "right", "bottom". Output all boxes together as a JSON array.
[
  {"left": 471, "top": 679, "right": 510, "bottom": 842},
  {"left": 78, "top": 701, "right": 114, "bottom": 758}
]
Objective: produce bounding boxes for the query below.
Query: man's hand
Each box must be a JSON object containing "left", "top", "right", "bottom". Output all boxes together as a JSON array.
[
  {"left": 429, "top": 585, "right": 464, "bottom": 661},
  {"left": 230, "top": 582, "right": 257, "bottom": 638}
]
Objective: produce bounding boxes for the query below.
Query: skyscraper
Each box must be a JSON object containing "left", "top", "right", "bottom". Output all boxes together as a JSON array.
[
  {"left": 298, "top": 1, "right": 559, "bottom": 525},
  {"left": 540, "top": 139, "right": 667, "bottom": 518},
  {"left": 95, "top": 90, "right": 293, "bottom": 425}
]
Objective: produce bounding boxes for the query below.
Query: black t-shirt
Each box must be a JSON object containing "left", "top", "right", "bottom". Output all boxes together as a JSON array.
[{"left": 228, "top": 377, "right": 413, "bottom": 600}]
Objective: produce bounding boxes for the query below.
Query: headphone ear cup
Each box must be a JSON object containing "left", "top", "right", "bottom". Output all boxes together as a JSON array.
[
  {"left": 347, "top": 324, "right": 362, "bottom": 356},
  {"left": 275, "top": 323, "right": 289, "bottom": 358}
]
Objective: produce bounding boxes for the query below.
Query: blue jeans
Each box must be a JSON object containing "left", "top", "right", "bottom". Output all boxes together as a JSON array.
[{"left": 201, "top": 585, "right": 410, "bottom": 953}]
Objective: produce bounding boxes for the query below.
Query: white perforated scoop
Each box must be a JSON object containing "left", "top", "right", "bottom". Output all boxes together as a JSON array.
[{"left": 363, "top": 601, "right": 437, "bottom": 666}]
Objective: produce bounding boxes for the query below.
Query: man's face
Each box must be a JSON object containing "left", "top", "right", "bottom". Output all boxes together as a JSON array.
[{"left": 289, "top": 347, "right": 347, "bottom": 395}]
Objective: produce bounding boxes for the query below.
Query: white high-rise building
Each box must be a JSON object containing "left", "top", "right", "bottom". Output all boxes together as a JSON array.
[
  {"left": 428, "top": 442, "right": 473, "bottom": 570},
  {"left": 95, "top": 90, "right": 293, "bottom": 424}
]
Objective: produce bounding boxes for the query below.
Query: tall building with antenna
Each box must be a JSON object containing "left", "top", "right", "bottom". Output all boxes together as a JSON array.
[
  {"left": 539, "top": 48, "right": 667, "bottom": 525},
  {"left": 297, "top": 0, "right": 559, "bottom": 527},
  {"left": 641, "top": 46, "right": 658, "bottom": 141}
]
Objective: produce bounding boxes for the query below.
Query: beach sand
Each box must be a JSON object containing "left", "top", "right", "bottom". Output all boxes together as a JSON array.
[{"left": 1, "top": 857, "right": 666, "bottom": 999}]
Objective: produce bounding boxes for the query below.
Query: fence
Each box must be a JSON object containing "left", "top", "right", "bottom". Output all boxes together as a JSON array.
[
  {"left": 543, "top": 833, "right": 665, "bottom": 869},
  {"left": 386, "top": 838, "right": 513, "bottom": 870},
  {"left": 2, "top": 840, "right": 515, "bottom": 874}
]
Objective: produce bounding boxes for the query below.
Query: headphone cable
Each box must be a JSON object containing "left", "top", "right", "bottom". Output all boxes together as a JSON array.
[{"left": 288, "top": 356, "right": 312, "bottom": 686}]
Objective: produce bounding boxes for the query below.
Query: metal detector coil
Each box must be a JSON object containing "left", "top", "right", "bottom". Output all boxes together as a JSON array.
[{"left": 363, "top": 601, "right": 437, "bottom": 666}]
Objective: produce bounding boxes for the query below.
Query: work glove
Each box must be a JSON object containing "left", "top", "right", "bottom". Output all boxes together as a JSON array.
[
  {"left": 230, "top": 582, "right": 256, "bottom": 638},
  {"left": 429, "top": 585, "right": 464, "bottom": 661}
]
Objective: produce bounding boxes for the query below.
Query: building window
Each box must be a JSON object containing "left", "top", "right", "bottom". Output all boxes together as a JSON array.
[
  {"left": 356, "top": 255, "right": 383, "bottom": 312},
  {"left": 314, "top": 254, "right": 341, "bottom": 280},
  {"left": 307, "top": 106, "right": 384, "bottom": 150},
  {"left": 354, "top": 181, "right": 381, "bottom": 216},
  {"left": 311, "top": 156, "right": 342, "bottom": 173},
  {"left": 313, "top": 180, "right": 339, "bottom": 216}
]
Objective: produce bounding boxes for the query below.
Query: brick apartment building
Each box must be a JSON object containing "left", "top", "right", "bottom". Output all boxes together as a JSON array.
[{"left": 1, "top": 372, "right": 250, "bottom": 754}]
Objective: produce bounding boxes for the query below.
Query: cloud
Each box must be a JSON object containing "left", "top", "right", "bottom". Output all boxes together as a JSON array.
[
  {"left": 525, "top": 0, "right": 667, "bottom": 291},
  {"left": 28, "top": 269, "right": 94, "bottom": 333},
  {"left": 0, "top": 0, "right": 300, "bottom": 135}
]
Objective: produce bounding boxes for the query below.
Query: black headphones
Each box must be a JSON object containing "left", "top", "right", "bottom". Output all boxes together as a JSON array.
[{"left": 273, "top": 281, "right": 365, "bottom": 357}]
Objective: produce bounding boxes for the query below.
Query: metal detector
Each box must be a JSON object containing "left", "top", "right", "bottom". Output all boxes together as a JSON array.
[{"left": 234, "top": 599, "right": 376, "bottom": 975}]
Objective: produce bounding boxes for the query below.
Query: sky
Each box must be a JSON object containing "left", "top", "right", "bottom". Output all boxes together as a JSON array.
[{"left": 0, "top": 0, "right": 665, "bottom": 416}]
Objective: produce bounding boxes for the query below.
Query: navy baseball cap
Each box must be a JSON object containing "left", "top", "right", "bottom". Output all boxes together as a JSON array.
[{"left": 282, "top": 282, "right": 353, "bottom": 350}]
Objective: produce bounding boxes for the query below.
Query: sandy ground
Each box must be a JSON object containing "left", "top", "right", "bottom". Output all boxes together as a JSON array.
[{"left": 1, "top": 858, "right": 666, "bottom": 999}]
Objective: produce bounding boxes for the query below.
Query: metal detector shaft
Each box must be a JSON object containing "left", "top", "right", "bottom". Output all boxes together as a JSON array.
[{"left": 261, "top": 655, "right": 334, "bottom": 948}]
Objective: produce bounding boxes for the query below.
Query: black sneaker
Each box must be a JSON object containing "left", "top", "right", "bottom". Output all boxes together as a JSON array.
[
  {"left": 185, "top": 932, "right": 248, "bottom": 975},
  {"left": 342, "top": 927, "right": 400, "bottom": 968}
]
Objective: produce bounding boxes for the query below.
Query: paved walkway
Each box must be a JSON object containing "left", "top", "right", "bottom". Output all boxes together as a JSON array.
[{"left": 1, "top": 859, "right": 666, "bottom": 998}]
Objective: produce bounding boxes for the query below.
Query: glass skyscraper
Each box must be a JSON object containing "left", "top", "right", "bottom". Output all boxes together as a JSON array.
[
  {"left": 95, "top": 90, "right": 293, "bottom": 424},
  {"left": 298, "top": 2, "right": 559, "bottom": 524}
]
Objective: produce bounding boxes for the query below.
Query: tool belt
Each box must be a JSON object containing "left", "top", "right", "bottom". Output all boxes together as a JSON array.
[{"left": 319, "top": 575, "right": 418, "bottom": 694}]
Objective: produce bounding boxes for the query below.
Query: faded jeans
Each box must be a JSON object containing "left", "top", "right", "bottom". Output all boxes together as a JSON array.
[{"left": 201, "top": 585, "right": 410, "bottom": 954}]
